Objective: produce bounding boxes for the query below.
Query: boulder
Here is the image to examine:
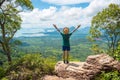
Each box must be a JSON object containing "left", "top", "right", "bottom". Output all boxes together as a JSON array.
[
  {"left": 42, "top": 75, "right": 75, "bottom": 80},
  {"left": 54, "top": 54, "right": 120, "bottom": 80}
]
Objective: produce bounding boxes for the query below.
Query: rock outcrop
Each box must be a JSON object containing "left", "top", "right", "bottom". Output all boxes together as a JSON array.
[{"left": 43, "top": 54, "right": 120, "bottom": 80}]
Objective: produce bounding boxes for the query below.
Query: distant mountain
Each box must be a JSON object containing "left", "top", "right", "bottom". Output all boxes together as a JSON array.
[
  {"left": 77, "top": 27, "right": 90, "bottom": 34},
  {"left": 43, "top": 27, "right": 90, "bottom": 35},
  {"left": 15, "top": 27, "right": 90, "bottom": 37}
]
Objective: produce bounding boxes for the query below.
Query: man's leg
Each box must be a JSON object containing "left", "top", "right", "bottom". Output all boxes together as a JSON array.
[
  {"left": 64, "top": 50, "right": 68, "bottom": 63},
  {"left": 66, "top": 51, "right": 69, "bottom": 63},
  {"left": 63, "top": 51, "right": 65, "bottom": 63}
]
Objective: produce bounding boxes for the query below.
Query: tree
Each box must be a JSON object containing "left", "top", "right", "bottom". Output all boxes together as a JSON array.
[
  {"left": 0, "top": 0, "right": 33, "bottom": 63},
  {"left": 89, "top": 4, "right": 120, "bottom": 55}
]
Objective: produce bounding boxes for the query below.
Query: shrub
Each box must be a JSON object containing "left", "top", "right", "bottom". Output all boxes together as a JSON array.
[
  {"left": 0, "top": 67, "right": 6, "bottom": 79},
  {"left": 94, "top": 70, "right": 120, "bottom": 80},
  {"left": 94, "top": 44, "right": 120, "bottom": 80},
  {"left": 2, "top": 53, "right": 56, "bottom": 80},
  {"left": 113, "top": 43, "right": 120, "bottom": 61}
]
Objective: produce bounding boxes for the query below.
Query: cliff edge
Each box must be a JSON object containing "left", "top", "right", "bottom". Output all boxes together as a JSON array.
[{"left": 43, "top": 54, "right": 120, "bottom": 80}]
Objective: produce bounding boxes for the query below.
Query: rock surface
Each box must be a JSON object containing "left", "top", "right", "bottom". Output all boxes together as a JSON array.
[{"left": 43, "top": 54, "right": 120, "bottom": 80}]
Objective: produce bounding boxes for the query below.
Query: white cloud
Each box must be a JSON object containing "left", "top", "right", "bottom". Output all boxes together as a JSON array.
[
  {"left": 20, "top": 7, "right": 57, "bottom": 28},
  {"left": 19, "top": 0, "right": 119, "bottom": 29},
  {"left": 83, "top": 0, "right": 120, "bottom": 17},
  {"left": 42, "top": 0, "right": 93, "bottom": 5}
]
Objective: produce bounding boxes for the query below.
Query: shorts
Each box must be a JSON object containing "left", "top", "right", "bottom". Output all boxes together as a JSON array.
[{"left": 62, "top": 46, "right": 70, "bottom": 51}]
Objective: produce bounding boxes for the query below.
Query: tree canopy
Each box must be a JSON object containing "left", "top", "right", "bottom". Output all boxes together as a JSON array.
[
  {"left": 89, "top": 4, "right": 120, "bottom": 55},
  {"left": 0, "top": 0, "right": 33, "bottom": 63}
]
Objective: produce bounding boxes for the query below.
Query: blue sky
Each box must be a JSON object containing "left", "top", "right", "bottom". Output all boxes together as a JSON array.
[{"left": 31, "top": 0, "right": 90, "bottom": 10}]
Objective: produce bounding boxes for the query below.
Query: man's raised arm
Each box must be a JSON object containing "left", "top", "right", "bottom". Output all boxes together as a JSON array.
[
  {"left": 53, "top": 24, "right": 61, "bottom": 33},
  {"left": 71, "top": 24, "right": 81, "bottom": 33}
]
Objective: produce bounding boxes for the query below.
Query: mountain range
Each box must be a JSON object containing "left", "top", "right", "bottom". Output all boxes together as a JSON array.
[{"left": 15, "top": 27, "right": 90, "bottom": 37}]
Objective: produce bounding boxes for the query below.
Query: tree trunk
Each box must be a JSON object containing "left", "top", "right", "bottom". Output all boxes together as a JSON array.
[
  {"left": 1, "top": 42, "right": 12, "bottom": 64},
  {"left": 6, "top": 51, "right": 12, "bottom": 64},
  {"left": 1, "top": 22, "right": 12, "bottom": 64},
  {"left": 5, "top": 43, "right": 12, "bottom": 64},
  {"left": 0, "top": 0, "right": 5, "bottom": 7}
]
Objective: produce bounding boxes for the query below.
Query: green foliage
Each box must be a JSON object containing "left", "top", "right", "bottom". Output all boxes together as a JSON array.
[
  {"left": 0, "top": 67, "right": 5, "bottom": 79},
  {"left": 0, "top": 0, "right": 33, "bottom": 62},
  {"left": 94, "top": 43, "right": 120, "bottom": 80},
  {"left": 1, "top": 54, "right": 56, "bottom": 80},
  {"left": 113, "top": 42, "right": 120, "bottom": 61},
  {"left": 89, "top": 4, "right": 120, "bottom": 55},
  {"left": 95, "top": 70, "right": 120, "bottom": 80},
  {"left": 1, "top": 78, "right": 9, "bottom": 80},
  {"left": 90, "top": 44, "right": 106, "bottom": 54},
  {"left": 89, "top": 4, "right": 120, "bottom": 80},
  {"left": 16, "top": 0, "right": 33, "bottom": 10}
]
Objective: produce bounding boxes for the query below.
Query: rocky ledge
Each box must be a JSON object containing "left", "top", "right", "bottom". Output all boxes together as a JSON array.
[{"left": 43, "top": 54, "right": 120, "bottom": 80}]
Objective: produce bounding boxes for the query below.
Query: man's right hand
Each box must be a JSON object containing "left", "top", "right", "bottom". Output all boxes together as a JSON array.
[
  {"left": 53, "top": 24, "right": 57, "bottom": 28},
  {"left": 53, "top": 24, "right": 61, "bottom": 32},
  {"left": 77, "top": 24, "right": 81, "bottom": 28}
]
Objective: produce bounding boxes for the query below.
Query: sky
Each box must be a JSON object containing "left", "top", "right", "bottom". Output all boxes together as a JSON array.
[{"left": 19, "top": 0, "right": 120, "bottom": 29}]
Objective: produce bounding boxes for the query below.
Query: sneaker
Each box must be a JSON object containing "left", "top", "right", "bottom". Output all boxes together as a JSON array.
[
  {"left": 63, "top": 60, "right": 65, "bottom": 63},
  {"left": 66, "top": 60, "right": 69, "bottom": 64}
]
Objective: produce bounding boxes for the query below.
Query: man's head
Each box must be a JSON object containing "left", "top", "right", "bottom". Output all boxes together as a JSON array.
[{"left": 63, "top": 27, "right": 69, "bottom": 34}]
